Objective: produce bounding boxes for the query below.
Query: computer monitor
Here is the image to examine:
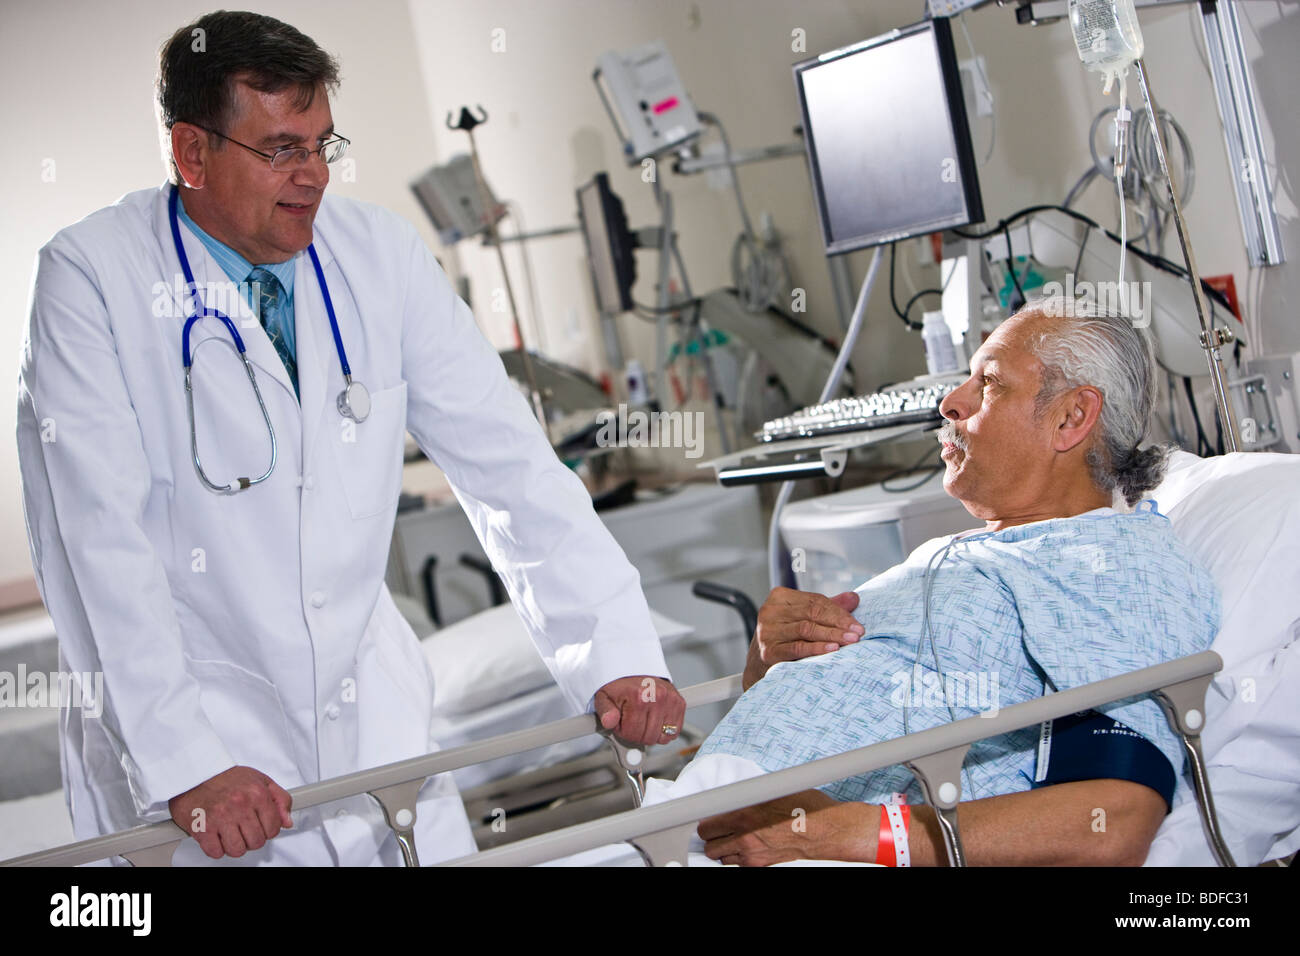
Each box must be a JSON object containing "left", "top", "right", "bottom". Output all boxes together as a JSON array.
[
  {"left": 576, "top": 172, "right": 638, "bottom": 315},
  {"left": 793, "top": 17, "right": 984, "bottom": 256}
]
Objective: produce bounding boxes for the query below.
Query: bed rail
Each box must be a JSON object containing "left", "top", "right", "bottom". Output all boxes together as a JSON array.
[
  {"left": 2, "top": 652, "right": 1234, "bottom": 867},
  {"left": 441, "top": 650, "right": 1234, "bottom": 867}
]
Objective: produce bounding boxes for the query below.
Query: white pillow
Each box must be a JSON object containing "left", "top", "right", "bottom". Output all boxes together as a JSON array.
[
  {"left": 422, "top": 604, "right": 694, "bottom": 717},
  {"left": 1145, "top": 450, "right": 1300, "bottom": 866}
]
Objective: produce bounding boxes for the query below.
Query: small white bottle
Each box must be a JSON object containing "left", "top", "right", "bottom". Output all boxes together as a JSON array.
[{"left": 922, "top": 311, "right": 960, "bottom": 377}]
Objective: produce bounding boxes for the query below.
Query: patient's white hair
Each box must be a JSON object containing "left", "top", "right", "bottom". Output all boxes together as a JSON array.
[{"left": 1019, "top": 296, "right": 1170, "bottom": 508}]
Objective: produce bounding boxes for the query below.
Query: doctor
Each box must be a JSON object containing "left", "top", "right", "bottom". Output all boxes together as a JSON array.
[{"left": 16, "top": 10, "right": 684, "bottom": 865}]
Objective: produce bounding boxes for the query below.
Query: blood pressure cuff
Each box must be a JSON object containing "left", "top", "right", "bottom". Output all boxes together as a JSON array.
[{"left": 1031, "top": 710, "right": 1177, "bottom": 812}]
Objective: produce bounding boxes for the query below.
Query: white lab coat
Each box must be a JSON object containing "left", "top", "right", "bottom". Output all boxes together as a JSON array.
[{"left": 15, "top": 183, "right": 670, "bottom": 865}]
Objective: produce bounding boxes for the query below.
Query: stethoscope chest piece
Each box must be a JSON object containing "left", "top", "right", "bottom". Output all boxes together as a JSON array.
[{"left": 338, "top": 377, "right": 371, "bottom": 423}]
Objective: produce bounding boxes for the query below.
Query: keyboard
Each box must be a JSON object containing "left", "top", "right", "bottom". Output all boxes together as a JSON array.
[{"left": 756, "top": 381, "right": 959, "bottom": 443}]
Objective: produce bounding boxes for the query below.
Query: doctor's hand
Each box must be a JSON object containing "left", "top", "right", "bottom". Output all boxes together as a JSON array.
[
  {"left": 699, "top": 790, "right": 876, "bottom": 866},
  {"left": 594, "top": 676, "right": 687, "bottom": 747},
  {"left": 743, "top": 588, "right": 864, "bottom": 689},
  {"left": 169, "top": 766, "right": 295, "bottom": 860}
]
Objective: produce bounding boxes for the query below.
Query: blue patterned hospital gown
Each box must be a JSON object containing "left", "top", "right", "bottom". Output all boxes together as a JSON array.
[{"left": 696, "top": 502, "right": 1220, "bottom": 805}]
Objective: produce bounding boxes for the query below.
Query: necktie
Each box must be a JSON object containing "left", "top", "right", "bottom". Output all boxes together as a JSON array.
[{"left": 247, "top": 267, "right": 299, "bottom": 398}]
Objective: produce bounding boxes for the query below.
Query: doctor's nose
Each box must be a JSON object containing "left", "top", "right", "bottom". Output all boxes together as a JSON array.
[{"left": 294, "top": 153, "right": 329, "bottom": 191}]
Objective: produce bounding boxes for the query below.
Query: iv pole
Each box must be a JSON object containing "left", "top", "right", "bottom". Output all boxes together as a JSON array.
[
  {"left": 1131, "top": 59, "right": 1242, "bottom": 452},
  {"left": 447, "top": 105, "right": 552, "bottom": 442}
]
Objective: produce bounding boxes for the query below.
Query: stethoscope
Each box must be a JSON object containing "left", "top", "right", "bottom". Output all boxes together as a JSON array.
[{"left": 168, "top": 185, "right": 370, "bottom": 494}]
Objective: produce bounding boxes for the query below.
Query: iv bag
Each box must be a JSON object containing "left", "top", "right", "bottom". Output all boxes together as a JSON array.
[{"left": 1068, "top": 0, "right": 1144, "bottom": 92}]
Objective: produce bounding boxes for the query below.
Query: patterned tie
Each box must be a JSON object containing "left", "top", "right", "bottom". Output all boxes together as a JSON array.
[{"left": 247, "top": 267, "right": 299, "bottom": 397}]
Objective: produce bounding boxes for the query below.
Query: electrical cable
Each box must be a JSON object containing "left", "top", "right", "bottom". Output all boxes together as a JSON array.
[
  {"left": 1071, "top": 223, "right": 1091, "bottom": 280},
  {"left": 900, "top": 242, "right": 962, "bottom": 322},
  {"left": 1165, "top": 372, "right": 1188, "bottom": 448},
  {"left": 1182, "top": 376, "right": 1213, "bottom": 457},
  {"left": 951, "top": 203, "right": 1240, "bottom": 338},
  {"left": 889, "top": 243, "right": 926, "bottom": 331},
  {"left": 881, "top": 443, "right": 944, "bottom": 494},
  {"left": 632, "top": 297, "right": 702, "bottom": 317},
  {"left": 1063, "top": 167, "right": 1098, "bottom": 210},
  {"left": 1082, "top": 100, "right": 1194, "bottom": 225},
  {"left": 1001, "top": 223, "right": 1026, "bottom": 310}
]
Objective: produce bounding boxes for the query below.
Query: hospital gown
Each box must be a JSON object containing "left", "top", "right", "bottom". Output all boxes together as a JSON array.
[{"left": 692, "top": 502, "right": 1220, "bottom": 807}]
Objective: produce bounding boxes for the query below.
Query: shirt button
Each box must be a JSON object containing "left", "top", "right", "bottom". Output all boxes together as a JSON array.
[
  {"left": 335, "top": 808, "right": 349, "bottom": 818},
  {"left": 326, "top": 705, "right": 341, "bottom": 720},
  {"left": 310, "top": 591, "right": 326, "bottom": 608},
  {"left": 304, "top": 474, "right": 315, "bottom": 490}
]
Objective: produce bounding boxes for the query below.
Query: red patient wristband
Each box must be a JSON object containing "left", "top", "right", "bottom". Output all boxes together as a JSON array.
[{"left": 875, "top": 800, "right": 911, "bottom": 867}]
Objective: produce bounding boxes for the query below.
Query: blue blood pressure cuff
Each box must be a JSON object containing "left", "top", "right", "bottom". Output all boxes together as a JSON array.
[{"left": 1031, "top": 710, "right": 1177, "bottom": 812}]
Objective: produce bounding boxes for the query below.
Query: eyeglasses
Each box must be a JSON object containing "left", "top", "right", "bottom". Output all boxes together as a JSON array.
[{"left": 193, "top": 124, "right": 350, "bottom": 171}]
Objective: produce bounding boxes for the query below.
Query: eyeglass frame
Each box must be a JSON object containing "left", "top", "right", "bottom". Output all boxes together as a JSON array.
[{"left": 189, "top": 123, "right": 350, "bottom": 171}]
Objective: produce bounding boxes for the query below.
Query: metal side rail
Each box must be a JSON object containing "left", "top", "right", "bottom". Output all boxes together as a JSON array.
[
  {"left": 1, "top": 675, "right": 743, "bottom": 867},
  {"left": 438, "top": 651, "right": 1233, "bottom": 867}
]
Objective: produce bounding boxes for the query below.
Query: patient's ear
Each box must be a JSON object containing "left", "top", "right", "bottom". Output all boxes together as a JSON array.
[{"left": 1053, "top": 385, "right": 1103, "bottom": 454}]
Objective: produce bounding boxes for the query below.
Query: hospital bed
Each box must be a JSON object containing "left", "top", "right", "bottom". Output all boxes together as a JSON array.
[
  {"left": 3, "top": 449, "right": 1297, "bottom": 866},
  {"left": 419, "top": 601, "right": 706, "bottom": 847}
]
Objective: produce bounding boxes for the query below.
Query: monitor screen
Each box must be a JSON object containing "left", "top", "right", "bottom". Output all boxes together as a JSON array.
[
  {"left": 794, "top": 18, "right": 984, "bottom": 255},
  {"left": 576, "top": 173, "right": 637, "bottom": 315}
]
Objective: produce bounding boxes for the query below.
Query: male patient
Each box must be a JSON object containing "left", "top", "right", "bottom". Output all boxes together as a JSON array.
[{"left": 650, "top": 298, "right": 1219, "bottom": 866}]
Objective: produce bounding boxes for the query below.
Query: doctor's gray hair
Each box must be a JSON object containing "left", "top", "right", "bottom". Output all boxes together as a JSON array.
[
  {"left": 1021, "top": 296, "right": 1170, "bottom": 507},
  {"left": 156, "top": 11, "right": 341, "bottom": 185}
]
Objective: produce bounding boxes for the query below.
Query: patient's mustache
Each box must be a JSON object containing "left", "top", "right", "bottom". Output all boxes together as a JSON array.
[{"left": 938, "top": 422, "right": 967, "bottom": 451}]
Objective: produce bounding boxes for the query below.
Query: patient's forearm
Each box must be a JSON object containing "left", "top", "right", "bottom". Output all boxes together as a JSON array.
[{"left": 897, "top": 779, "right": 1166, "bottom": 866}]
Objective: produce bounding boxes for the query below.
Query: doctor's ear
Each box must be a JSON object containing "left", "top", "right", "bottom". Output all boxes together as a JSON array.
[
  {"left": 1052, "top": 385, "right": 1103, "bottom": 454},
  {"left": 171, "top": 123, "right": 209, "bottom": 190}
]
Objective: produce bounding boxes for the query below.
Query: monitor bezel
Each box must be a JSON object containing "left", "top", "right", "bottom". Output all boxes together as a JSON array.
[
  {"left": 792, "top": 17, "right": 985, "bottom": 256},
  {"left": 575, "top": 172, "right": 638, "bottom": 316}
]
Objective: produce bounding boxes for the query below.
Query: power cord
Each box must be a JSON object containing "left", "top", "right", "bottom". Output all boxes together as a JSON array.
[{"left": 951, "top": 203, "right": 1241, "bottom": 343}]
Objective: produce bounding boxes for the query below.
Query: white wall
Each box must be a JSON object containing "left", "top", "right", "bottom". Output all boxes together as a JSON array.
[{"left": 0, "top": 0, "right": 444, "bottom": 595}]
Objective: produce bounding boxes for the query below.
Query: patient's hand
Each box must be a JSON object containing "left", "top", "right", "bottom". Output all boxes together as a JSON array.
[
  {"left": 743, "top": 588, "right": 864, "bottom": 689},
  {"left": 699, "top": 790, "right": 875, "bottom": 866}
]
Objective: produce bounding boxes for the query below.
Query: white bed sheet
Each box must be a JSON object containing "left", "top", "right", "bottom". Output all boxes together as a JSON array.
[
  {"left": 1144, "top": 451, "right": 1300, "bottom": 866},
  {"left": 540, "top": 754, "right": 880, "bottom": 866},
  {"left": 0, "top": 789, "right": 74, "bottom": 861},
  {"left": 429, "top": 682, "right": 605, "bottom": 792}
]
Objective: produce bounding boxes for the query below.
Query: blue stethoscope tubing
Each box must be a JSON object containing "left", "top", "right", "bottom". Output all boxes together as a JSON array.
[{"left": 167, "top": 184, "right": 367, "bottom": 494}]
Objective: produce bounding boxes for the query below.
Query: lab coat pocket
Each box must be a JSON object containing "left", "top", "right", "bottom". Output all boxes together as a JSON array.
[
  {"left": 333, "top": 381, "right": 408, "bottom": 520},
  {"left": 185, "top": 657, "right": 300, "bottom": 787}
]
